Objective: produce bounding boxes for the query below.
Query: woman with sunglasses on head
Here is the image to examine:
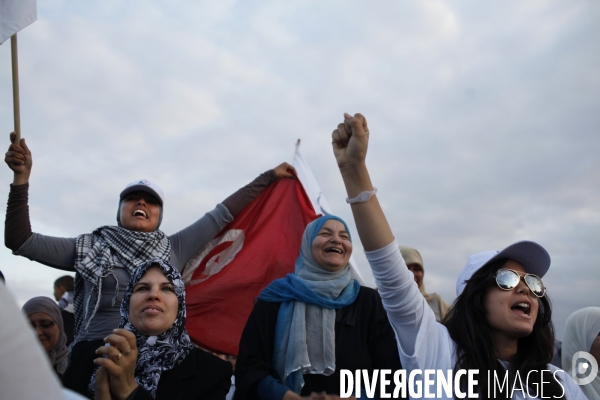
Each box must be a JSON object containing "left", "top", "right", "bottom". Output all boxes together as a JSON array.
[
  {"left": 330, "top": 112, "right": 586, "bottom": 399},
  {"left": 4, "top": 132, "right": 295, "bottom": 397},
  {"left": 90, "top": 259, "right": 232, "bottom": 400},
  {"left": 22, "top": 296, "right": 69, "bottom": 378}
]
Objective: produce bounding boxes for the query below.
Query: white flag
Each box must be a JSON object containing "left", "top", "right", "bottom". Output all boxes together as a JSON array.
[
  {"left": 0, "top": 0, "right": 37, "bottom": 44},
  {"left": 293, "top": 140, "right": 367, "bottom": 285}
]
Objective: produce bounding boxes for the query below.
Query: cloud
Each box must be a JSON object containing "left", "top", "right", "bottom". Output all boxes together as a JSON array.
[{"left": 0, "top": 0, "right": 598, "bottom": 341}]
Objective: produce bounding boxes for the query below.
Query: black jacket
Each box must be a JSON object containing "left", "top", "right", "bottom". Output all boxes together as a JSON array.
[
  {"left": 234, "top": 286, "right": 403, "bottom": 399},
  {"left": 131, "top": 348, "right": 232, "bottom": 400}
]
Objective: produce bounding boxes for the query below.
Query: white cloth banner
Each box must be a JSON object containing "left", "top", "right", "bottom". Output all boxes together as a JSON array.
[
  {"left": 0, "top": 0, "right": 37, "bottom": 44},
  {"left": 292, "top": 141, "right": 367, "bottom": 285}
]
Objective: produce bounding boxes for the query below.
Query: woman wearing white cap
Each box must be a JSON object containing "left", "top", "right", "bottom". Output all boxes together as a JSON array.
[
  {"left": 4, "top": 133, "right": 295, "bottom": 397},
  {"left": 330, "top": 113, "right": 585, "bottom": 399}
]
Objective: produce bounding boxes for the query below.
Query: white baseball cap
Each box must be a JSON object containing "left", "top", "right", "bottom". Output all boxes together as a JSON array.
[
  {"left": 119, "top": 179, "right": 164, "bottom": 206},
  {"left": 455, "top": 240, "right": 550, "bottom": 297}
]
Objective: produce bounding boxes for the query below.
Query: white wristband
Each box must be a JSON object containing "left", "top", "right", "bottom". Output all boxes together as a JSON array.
[{"left": 346, "top": 187, "right": 378, "bottom": 204}]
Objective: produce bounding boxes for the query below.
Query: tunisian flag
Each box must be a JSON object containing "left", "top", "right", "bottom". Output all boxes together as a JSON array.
[{"left": 182, "top": 178, "right": 318, "bottom": 355}]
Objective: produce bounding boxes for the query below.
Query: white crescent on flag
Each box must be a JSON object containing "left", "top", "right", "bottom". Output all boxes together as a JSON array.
[
  {"left": 183, "top": 178, "right": 319, "bottom": 355},
  {"left": 182, "top": 229, "right": 245, "bottom": 286},
  {"left": 0, "top": 0, "right": 37, "bottom": 44}
]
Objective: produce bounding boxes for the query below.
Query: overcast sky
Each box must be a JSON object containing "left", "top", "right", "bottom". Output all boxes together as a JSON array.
[{"left": 1, "top": 0, "right": 598, "bottom": 340}]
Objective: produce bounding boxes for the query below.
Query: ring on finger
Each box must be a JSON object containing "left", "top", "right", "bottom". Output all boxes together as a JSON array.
[
  {"left": 123, "top": 349, "right": 132, "bottom": 356},
  {"left": 113, "top": 352, "right": 122, "bottom": 362}
]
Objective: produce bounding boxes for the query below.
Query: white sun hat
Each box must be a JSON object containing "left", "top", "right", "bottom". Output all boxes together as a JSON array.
[
  {"left": 455, "top": 240, "right": 551, "bottom": 297},
  {"left": 119, "top": 179, "right": 164, "bottom": 206}
]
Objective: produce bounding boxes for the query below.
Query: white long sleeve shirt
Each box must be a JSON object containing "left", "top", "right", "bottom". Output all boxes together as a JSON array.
[{"left": 365, "top": 240, "right": 586, "bottom": 400}]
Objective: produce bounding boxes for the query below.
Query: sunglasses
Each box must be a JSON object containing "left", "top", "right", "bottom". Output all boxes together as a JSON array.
[
  {"left": 30, "top": 320, "right": 56, "bottom": 331},
  {"left": 494, "top": 268, "right": 546, "bottom": 298}
]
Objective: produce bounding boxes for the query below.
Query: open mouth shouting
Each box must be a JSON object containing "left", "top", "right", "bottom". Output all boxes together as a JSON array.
[
  {"left": 133, "top": 209, "right": 148, "bottom": 218},
  {"left": 511, "top": 300, "right": 532, "bottom": 317}
]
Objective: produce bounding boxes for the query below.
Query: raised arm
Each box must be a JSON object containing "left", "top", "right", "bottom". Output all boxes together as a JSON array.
[
  {"left": 170, "top": 163, "right": 297, "bottom": 268},
  {"left": 221, "top": 162, "right": 296, "bottom": 217},
  {"left": 4, "top": 133, "right": 77, "bottom": 270},
  {"left": 5, "top": 132, "right": 32, "bottom": 186},
  {"left": 5, "top": 132, "right": 34, "bottom": 250},
  {"left": 332, "top": 113, "right": 393, "bottom": 251},
  {"left": 333, "top": 114, "right": 451, "bottom": 372}
]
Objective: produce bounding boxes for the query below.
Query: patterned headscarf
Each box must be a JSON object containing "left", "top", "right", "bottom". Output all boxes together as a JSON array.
[
  {"left": 22, "top": 296, "right": 69, "bottom": 375},
  {"left": 89, "top": 259, "right": 194, "bottom": 398}
]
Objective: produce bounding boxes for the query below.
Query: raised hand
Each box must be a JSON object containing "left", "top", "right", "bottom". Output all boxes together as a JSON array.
[
  {"left": 331, "top": 113, "right": 369, "bottom": 170},
  {"left": 273, "top": 162, "right": 297, "bottom": 179},
  {"left": 93, "top": 329, "right": 138, "bottom": 400},
  {"left": 332, "top": 113, "right": 394, "bottom": 252},
  {"left": 5, "top": 132, "right": 32, "bottom": 185}
]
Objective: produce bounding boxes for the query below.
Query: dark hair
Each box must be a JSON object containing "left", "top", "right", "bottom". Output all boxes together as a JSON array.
[
  {"left": 443, "top": 258, "right": 564, "bottom": 399},
  {"left": 54, "top": 275, "right": 74, "bottom": 291}
]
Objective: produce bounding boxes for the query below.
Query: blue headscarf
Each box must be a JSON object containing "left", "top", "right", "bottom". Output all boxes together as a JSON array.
[{"left": 258, "top": 215, "right": 360, "bottom": 393}]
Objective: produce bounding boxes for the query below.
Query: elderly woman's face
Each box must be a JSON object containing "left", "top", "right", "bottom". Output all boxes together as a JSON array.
[
  {"left": 28, "top": 312, "right": 60, "bottom": 353},
  {"left": 311, "top": 220, "right": 352, "bottom": 272},
  {"left": 129, "top": 266, "right": 178, "bottom": 336}
]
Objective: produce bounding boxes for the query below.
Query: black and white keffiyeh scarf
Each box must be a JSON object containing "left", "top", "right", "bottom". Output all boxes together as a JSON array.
[
  {"left": 89, "top": 259, "right": 194, "bottom": 398},
  {"left": 73, "top": 226, "right": 171, "bottom": 339}
]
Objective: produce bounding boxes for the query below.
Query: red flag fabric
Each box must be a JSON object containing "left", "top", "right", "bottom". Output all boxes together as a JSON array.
[{"left": 182, "top": 178, "right": 318, "bottom": 356}]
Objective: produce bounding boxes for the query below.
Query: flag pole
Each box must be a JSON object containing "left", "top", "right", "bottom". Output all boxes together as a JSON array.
[{"left": 11, "top": 34, "right": 21, "bottom": 143}]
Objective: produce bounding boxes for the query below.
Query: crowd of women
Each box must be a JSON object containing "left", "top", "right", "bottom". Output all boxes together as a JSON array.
[{"left": 3, "top": 113, "right": 599, "bottom": 399}]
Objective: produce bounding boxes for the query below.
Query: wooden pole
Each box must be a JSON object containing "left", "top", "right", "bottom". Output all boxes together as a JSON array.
[{"left": 11, "top": 34, "right": 21, "bottom": 144}]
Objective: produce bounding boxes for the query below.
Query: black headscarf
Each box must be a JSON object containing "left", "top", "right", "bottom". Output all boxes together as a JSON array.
[{"left": 89, "top": 259, "right": 194, "bottom": 398}]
